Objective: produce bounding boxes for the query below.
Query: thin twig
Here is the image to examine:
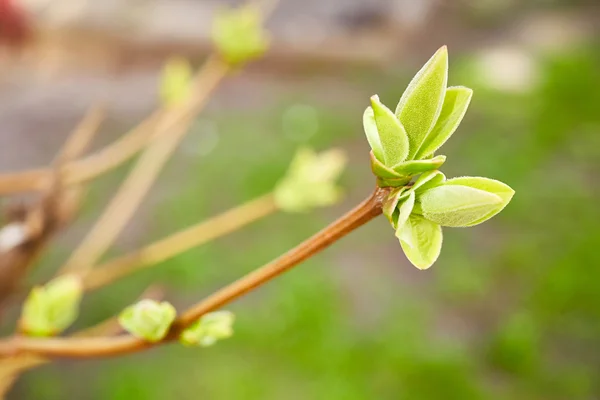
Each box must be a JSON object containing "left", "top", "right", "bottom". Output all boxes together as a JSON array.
[
  {"left": 0, "top": 107, "right": 102, "bottom": 307},
  {"left": 0, "top": 0, "right": 279, "bottom": 198},
  {"left": 58, "top": 56, "right": 229, "bottom": 275},
  {"left": 0, "top": 112, "right": 163, "bottom": 196},
  {"left": 53, "top": 106, "right": 105, "bottom": 165},
  {"left": 0, "top": 187, "right": 390, "bottom": 359},
  {"left": 83, "top": 194, "right": 277, "bottom": 291},
  {"left": 0, "top": 284, "right": 167, "bottom": 396}
]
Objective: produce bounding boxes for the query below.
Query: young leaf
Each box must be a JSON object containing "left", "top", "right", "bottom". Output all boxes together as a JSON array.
[
  {"left": 418, "top": 185, "right": 503, "bottom": 227},
  {"left": 391, "top": 155, "right": 446, "bottom": 176},
  {"left": 412, "top": 170, "right": 446, "bottom": 193},
  {"left": 395, "top": 46, "right": 448, "bottom": 160},
  {"left": 369, "top": 152, "right": 411, "bottom": 187},
  {"left": 415, "top": 86, "right": 473, "bottom": 159},
  {"left": 443, "top": 177, "right": 514, "bottom": 226},
  {"left": 118, "top": 300, "right": 177, "bottom": 342},
  {"left": 396, "top": 215, "right": 443, "bottom": 270},
  {"left": 395, "top": 190, "right": 415, "bottom": 231},
  {"left": 370, "top": 95, "right": 409, "bottom": 166},
  {"left": 382, "top": 186, "right": 410, "bottom": 224},
  {"left": 363, "top": 107, "right": 384, "bottom": 162},
  {"left": 370, "top": 152, "right": 403, "bottom": 179}
]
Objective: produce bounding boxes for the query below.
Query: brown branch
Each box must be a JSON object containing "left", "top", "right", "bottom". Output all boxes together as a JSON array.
[
  {"left": 0, "top": 284, "right": 166, "bottom": 397},
  {"left": 58, "top": 55, "right": 229, "bottom": 276},
  {"left": 0, "top": 186, "right": 390, "bottom": 359},
  {"left": 83, "top": 194, "right": 277, "bottom": 291}
]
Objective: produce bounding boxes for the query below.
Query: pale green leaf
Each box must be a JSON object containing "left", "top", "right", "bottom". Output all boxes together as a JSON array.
[
  {"left": 370, "top": 95, "right": 409, "bottom": 166},
  {"left": 369, "top": 152, "right": 411, "bottom": 188},
  {"left": 396, "top": 215, "right": 443, "bottom": 270},
  {"left": 392, "top": 155, "right": 446, "bottom": 176},
  {"left": 412, "top": 170, "right": 446, "bottom": 193},
  {"left": 363, "top": 107, "right": 384, "bottom": 162},
  {"left": 419, "top": 185, "right": 503, "bottom": 227},
  {"left": 370, "top": 152, "right": 402, "bottom": 179},
  {"left": 395, "top": 190, "right": 415, "bottom": 231},
  {"left": 443, "top": 177, "right": 514, "bottom": 226},
  {"left": 382, "top": 186, "right": 409, "bottom": 224},
  {"left": 395, "top": 46, "right": 448, "bottom": 159},
  {"left": 415, "top": 86, "right": 473, "bottom": 158}
]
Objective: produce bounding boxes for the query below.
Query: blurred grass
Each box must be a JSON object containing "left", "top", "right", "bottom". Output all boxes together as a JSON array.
[{"left": 16, "top": 44, "right": 600, "bottom": 399}]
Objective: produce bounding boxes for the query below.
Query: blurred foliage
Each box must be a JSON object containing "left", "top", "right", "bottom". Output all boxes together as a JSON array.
[{"left": 15, "top": 44, "right": 600, "bottom": 399}]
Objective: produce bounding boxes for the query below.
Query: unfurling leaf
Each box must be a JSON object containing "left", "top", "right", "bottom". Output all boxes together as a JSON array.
[
  {"left": 412, "top": 170, "right": 446, "bottom": 193},
  {"left": 418, "top": 185, "right": 503, "bottom": 227},
  {"left": 415, "top": 86, "right": 473, "bottom": 159},
  {"left": 443, "top": 177, "right": 514, "bottom": 226},
  {"left": 21, "top": 275, "right": 83, "bottom": 337},
  {"left": 118, "top": 300, "right": 176, "bottom": 342},
  {"left": 395, "top": 191, "right": 415, "bottom": 232},
  {"left": 396, "top": 215, "right": 443, "bottom": 270},
  {"left": 363, "top": 107, "right": 384, "bottom": 162},
  {"left": 212, "top": 5, "right": 270, "bottom": 66},
  {"left": 159, "top": 57, "right": 193, "bottom": 106},
  {"left": 382, "top": 186, "right": 410, "bottom": 224},
  {"left": 395, "top": 46, "right": 448, "bottom": 160},
  {"left": 369, "top": 152, "right": 411, "bottom": 188},
  {"left": 180, "top": 311, "right": 235, "bottom": 347},
  {"left": 274, "top": 147, "right": 347, "bottom": 212},
  {"left": 370, "top": 95, "right": 409, "bottom": 166},
  {"left": 391, "top": 155, "right": 446, "bottom": 176}
]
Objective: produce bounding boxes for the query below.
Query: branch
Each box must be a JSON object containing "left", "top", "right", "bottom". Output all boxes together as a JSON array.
[
  {"left": 0, "top": 284, "right": 166, "bottom": 397},
  {"left": 0, "top": 107, "right": 102, "bottom": 307},
  {"left": 0, "top": 186, "right": 390, "bottom": 359},
  {"left": 58, "top": 55, "right": 229, "bottom": 275},
  {"left": 53, "top": 106, "right": 105, "bottom": 166},
  {"left": 83, "top": 194, "right": 277, "bottom": 291},
  {"left": 0, "top": 111, "right": 163, "bottom": 196}
]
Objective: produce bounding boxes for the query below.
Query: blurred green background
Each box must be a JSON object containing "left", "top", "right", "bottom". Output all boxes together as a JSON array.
[{"left": 1, "top": 0, "right": 599, "bottom": 399}]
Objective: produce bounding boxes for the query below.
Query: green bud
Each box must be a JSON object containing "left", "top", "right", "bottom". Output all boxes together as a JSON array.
[
  {"left": 180, "top": 311, "right": 235, "bottom": 347},
  {"left": 212, "top": 5, "right": 270, "bottom": 66},
  {"left": 118, "top": 300, "right": 177, "bottom": 342},
  {"left": 159, "top": 57, "right": 193, "bottom": 106},
  {"left": 274, "top": 147, "right": 347, "bottom": 213},
  {"left": 21, "top": 275, "right": 83, "bottom": 337},
  {"left": 364, "top": 46, "right": 473, "bottom": 181},
  {"left": 368, "top": 46, "right": 513, "bottom": 270}
]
